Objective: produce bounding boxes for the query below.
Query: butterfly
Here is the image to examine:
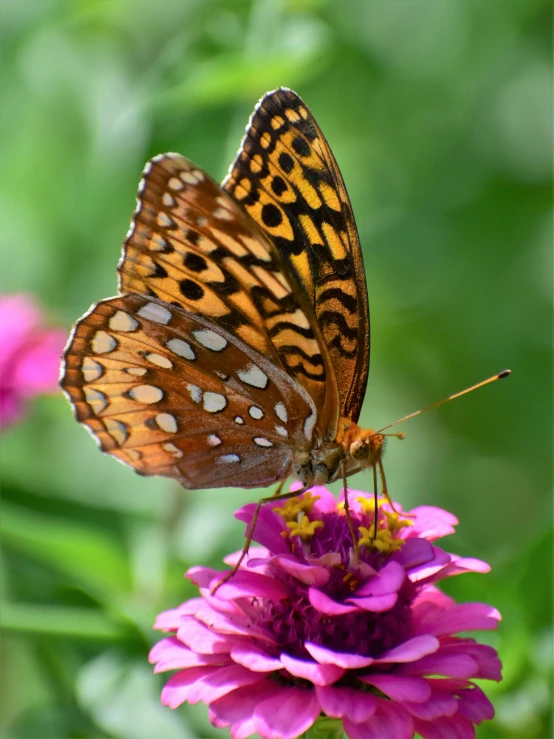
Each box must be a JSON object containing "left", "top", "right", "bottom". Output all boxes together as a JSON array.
[{"left": 61, "top": 88, "right": 395, "bottom": 508}]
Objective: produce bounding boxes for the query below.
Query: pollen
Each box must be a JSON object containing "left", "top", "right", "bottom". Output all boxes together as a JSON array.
[
  {"left": 283, "top": 515, "right": 323, "bottom": 542},
  {"left": 356, "top": 496, "right": 385, "bottom": 516},
  {"left": 358, "top": 525, "right": 405, "bottom": 554},
  {"left": 274, "top": 492, "right": 320, "bottom": 522},
  {"left": 382, "top": 509, "right": 414, "bottom": 534}
]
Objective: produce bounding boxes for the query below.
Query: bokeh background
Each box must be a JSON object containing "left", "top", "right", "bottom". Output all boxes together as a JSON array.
[{"left": 1, "top": 1, "right": 552, "bottom": 737}]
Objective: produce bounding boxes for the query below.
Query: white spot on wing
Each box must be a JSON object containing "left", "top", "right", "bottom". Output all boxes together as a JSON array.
[
  {"left": 82, "top": 358, "right": 103, "bottom": 382},
  {"left": 234, "top": 416, "right": 244, "bottom": 425},
  {"left": 249, "top": 406, "right": 264, "bottom": 420},
  {"left": 127, "top": 367, "right": 147, "bottom": 376},
  {"left": 203, "top": 392, "right": 227, "bottom": 413},
  {"left": 207, "top": 434, "right": 222, "bottom": 447},
  {"left": 157, "top": 212, "right": 174, "bottom": 228},
  {"left": 274, "top": 402, "right": 288, "bottom": 423},
  {"left": 237, "top": 364, "right": 269, "bottom": 389},
  {"left": 163, "top": 442, "right": 183, "bottom": 458},
  {"left": 91, "top": 331, "right": 116, "bottom": 354},
  {"left": 162, "top": 193, "right": 175, "bottom": 207},
  {"left": 84, "top": 387, "right": 108, "bottom": 413},
  {"left": 137, "top": 302, "right": 172, "bottom": 324},
  {"left": 218, "top": 454, "right": 240, "bottom": 464},
  {"left": 156, "top": 413, "right": 178, "bottom": 433},
  {"left": 104, "top": 418, "right": 128, "bottom": 444},
  {"left": 214, "top": 207, "right": 233, "bottom": 221},
  {"left": 254, "top": 437, "right": 273, "bottom": 447},
  {"left": 192, "top": 329, "right": 227, "bottom": 352},
  {"left": 168, "top": 177, "right": 184, "bottom": 191},
  {"left": 149, "top": 234, "right": 169, "bottom": 251},
  {"left": 304, "top": 411, "right": 316, "bottom": 440},
  {"left": 145, "top": 352, "right": 173, "bottom": 369},
  {"left": 109, "top": 311, "right": 138, "bottom": 332},
  {"left": 166, "top": 338, "right": 195, "bottom": 360},
  {"left": 275, "top": 425, "right": 288, "bottom": 437},
  {"left": 128, "top": 385, "right": 163, "bottom": 404},
  {"left": 187, "top": 384, "right": 202, "bottom": 403}
]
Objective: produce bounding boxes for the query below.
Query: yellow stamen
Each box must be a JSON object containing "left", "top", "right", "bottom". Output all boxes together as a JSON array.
[
  {"left": 383, "top": 509, "right": 414, "bottom": 534},
  {"left": 284, "top": 514, "right": 324, "bottom": 541},
  {"left": 274, "top": 492, "right": 320, "bottom": 522},
  {"left": 356, "top": 496, "right": 385, "bottom": 516},
  {"left": 358, "top": 524, "right": 405, "bottom": 554}
]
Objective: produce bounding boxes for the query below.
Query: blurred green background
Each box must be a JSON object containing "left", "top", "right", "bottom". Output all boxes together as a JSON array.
[{"left": 1, "top": 0, "right": 552, "bottom": 737}]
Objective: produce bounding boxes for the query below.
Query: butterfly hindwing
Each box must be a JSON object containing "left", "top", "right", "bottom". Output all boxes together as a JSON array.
[
  {"left": 61, "top": 294, "right": 317, "bottom": 489},
  {"left": 223, "top": 88, "right": 370, "bottom": 423}
]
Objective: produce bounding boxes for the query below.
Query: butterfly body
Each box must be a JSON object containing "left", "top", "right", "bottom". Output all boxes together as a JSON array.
[{"left": 61, "top": 88, "right": 382, "bottom": 494}]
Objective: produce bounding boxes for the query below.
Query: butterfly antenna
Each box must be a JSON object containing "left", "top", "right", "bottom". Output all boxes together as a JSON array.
[{"left": 377, "top": 369, "right": 511, "bottom": 434}]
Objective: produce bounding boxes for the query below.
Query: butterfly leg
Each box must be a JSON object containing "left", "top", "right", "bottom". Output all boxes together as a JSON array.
[
  {"left": 341, "top": 462, "right": 360, "bottom": 558},
  {"left": 211, "top": 485, "right": 309, "bottom": 595},
  {"left": 371, "top": 463, "right": 380, "bottom": 545},
  {"left": 377, "top": 458, "right": 402, "bottom": 514}
]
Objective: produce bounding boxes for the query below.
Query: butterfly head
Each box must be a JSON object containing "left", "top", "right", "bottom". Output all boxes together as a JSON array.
[{"left": 349, "top": 428, "right": 386, "bottom": 466}]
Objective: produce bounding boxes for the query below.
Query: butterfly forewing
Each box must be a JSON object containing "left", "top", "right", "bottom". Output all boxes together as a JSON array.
[
  {"left": 223, "top": 88, "right": 370, "bottom": 423},
  {"left": 119, "top": 152, "right": 339, "bottom": 437},
  {"left": 61, "top": 294, "right": 317, "bottom": 489}
]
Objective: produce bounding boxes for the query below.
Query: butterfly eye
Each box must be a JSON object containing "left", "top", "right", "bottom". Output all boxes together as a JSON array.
[{"left": 350, "top": 439, "right": 370, "bottom": 461}]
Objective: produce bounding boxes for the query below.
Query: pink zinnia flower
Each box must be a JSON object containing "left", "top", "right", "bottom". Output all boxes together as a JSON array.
[
  {"left": 0, "top": 293, "right": 66, "bottom": 430},
  {"left": 150, "top": 487, "right": 502, "bottom": 739}
]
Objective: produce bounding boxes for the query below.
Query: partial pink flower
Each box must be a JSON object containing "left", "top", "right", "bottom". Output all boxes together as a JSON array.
[
  {"left": 0, "top": 293, "right": 66, "bottom": 430},
  {"left": 150, "top": 488, "right": 502, "bottom": 739}
]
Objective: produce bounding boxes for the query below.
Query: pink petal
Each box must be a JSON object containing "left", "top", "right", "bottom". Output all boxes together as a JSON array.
[
  {"left": 176, "top": 616, "right": 235, "bottom": 654},
  {"left": 344, "top": 699, "right": 414, "bottom": 739},
  {"left": 457, "top": 685, "right": 495, "bottom": 723},
  {"left": 403, "top": 506, "right": 458, "bottom": 540},
  {"left": 412, "top": 586, "right": 456, "bottom": 610},
  {"left": 187, "top": 663, "right": 263, "bottom": 704},
  {"left": 280, "top": 652, "right": 344, "bottom": 686},
  {"left": 230, "top": 643, "right": 282, "bottom": 672},
  {"left": 399, "top": 652, "right": 479, "bottom": 679},
  {"left": 253, "top": 686, "right": 320, "bottom": 739},
  {"left": 406, "top": 547, "right": 452, "bottom": 582},
  {"left": 414, "top": 714, "right": 476, "bottom": 739},
  {"left": 15, "top": 329, "right": 66, "bottom": 394},
  {"left": 224, "top": 546, "right": 268, "bottom": 566},
  {"left": 373, "top": 635, "right": 440, "bottom": 663},
  {"left": 360, "top": 674, "right": 431, "bottom": 703},
  {"left": 354, "top": 561, "right": 406, "bottom": 597},
  {"left": 392, "top": 538, "right": 435, "bottom": 569},
  {"left": 212, "top": 571, "right": 291, "bottom": 601},
  {"left": 305, "top": 642, "right": 375, "bottom": 669},
  {"left": 413, "top": 602, "right": 501, "bottom": 637},
  {"left": 161, "top": 666, "right": 217, "bottom": 708},
  {"left": 446, "top": 641, "right": 502, "bottom": 681},
  {"left": 194, "top": 604, "right": 272, "bottom": 642},
  {"left": 149, "top": 637, "right": 226, "bottom": 672},
  {"left": 267, "top": 554, "right": 330, "bottom": 586},
  {"left": 153, "top": 601, "right": 203, "bottom": 631},
  {"left": 310, "top": 485, "right": 339, "bottom": 514},
  {"left": 308, "top": 587, "right": 358, "bottom": 615},
  {"left": 346, "top": 592, "right": 399, "bottom": 612},
  {"left": 210, "top": 680, "right": 281, "bottom": 739},
  {"left": 235, "top": 503, "right": 290, "bottom": 554},
  {"left": 402, "top": 685, "right": 458, "bottom": 719},
  {"left": 316, "top": 685, "right": 377, "bottom": 722}
]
